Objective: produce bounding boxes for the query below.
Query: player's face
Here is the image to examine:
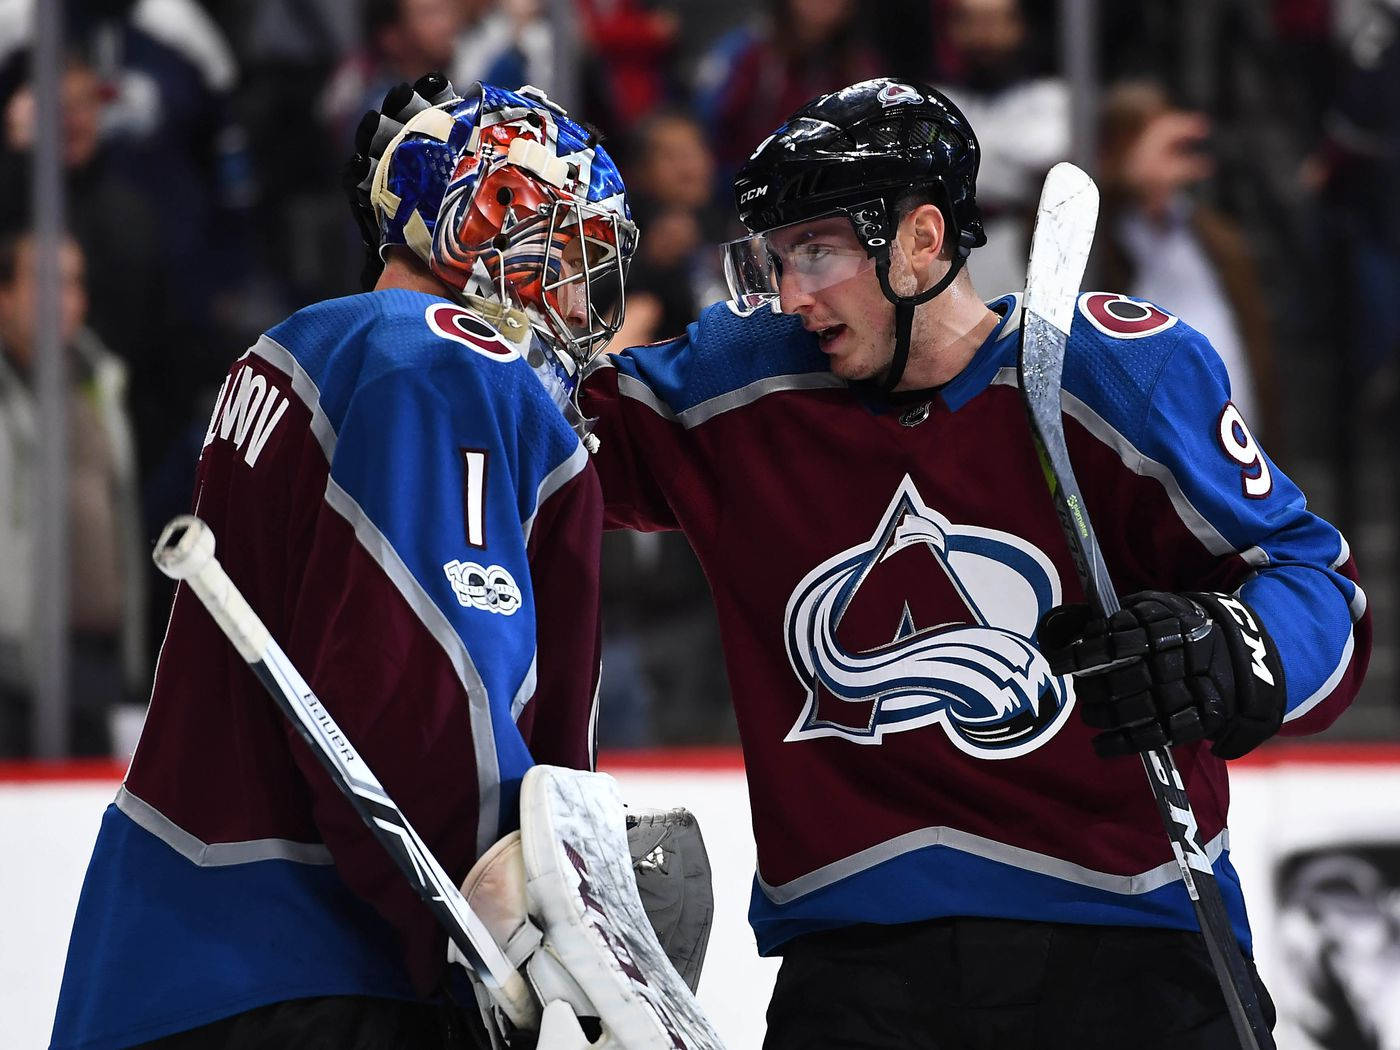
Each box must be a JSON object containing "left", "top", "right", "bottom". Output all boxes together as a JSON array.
[
  {"left": 556, "top": 237, "right": 591, "bottom": 332},
  {"left": 552, "top": 222, "right": 624, "bottom": 336},
  {"left": 772, "top": 219, "right": 895, "bottom": 382}
]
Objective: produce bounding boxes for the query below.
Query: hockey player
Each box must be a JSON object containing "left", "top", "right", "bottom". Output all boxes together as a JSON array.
[
  {"left": 50, "top": 80, "right": 642, "bottom": 1049},
  {"left": 581, "top": 79, "right": 1371, "bottom": 1047}
]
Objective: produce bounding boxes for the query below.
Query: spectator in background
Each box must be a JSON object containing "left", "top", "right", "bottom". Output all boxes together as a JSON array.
[
  {"left": 453, "top": 0, "right": 557, "bottom": 102},
  {"left": 1097, "top": 80, "right": 1278, "bottom": 441},
  {"left": 1312, "top": 0, "right": 1400, "bottom": 401},
  {"left": 322, "top": 0, "right": 464, "bottom": 148},
  {"left": 0, "top": 229, "right": 146, "bottom": 757},
  {"left": 233, "top": 0, "right": 361, "bottom": 309},
  {"left": 935, "top": 0, "right": 1068, "bottom": 297},
  {"left": 66, "top": 0, "right": 255, "bottom": 345},
  {"left": 694, "top": 0, "right": 879, "bottom": 178},
  {"left": 454, "top": 2, "right": 625, "bottom": 137},
  {"left": 0, "top": 50, "right": 168, "bottom": 384},
  {"left": 577, "top": 0, "right": 680, "bottom": 132},
  {"left": 612, "top": 109, "right": 724, "bottom": 348},
  {"left": 0, "top": 47, "right": 210, "bottom": 679},
  {"left": 595, "top": 108, "right": 732, "bottom": 747},
  {"left": 1, "top": 0, "right": 264, "bottom": 493}
]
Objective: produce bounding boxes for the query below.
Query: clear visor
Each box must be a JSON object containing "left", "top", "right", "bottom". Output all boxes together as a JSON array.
[{"left": 721, "top": 213, "right": 875, "bottom": 314}]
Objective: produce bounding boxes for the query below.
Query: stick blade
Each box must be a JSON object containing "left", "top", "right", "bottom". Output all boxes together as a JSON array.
[{"left": 1024, "top": 162, "right": 1099, "bottom": 334}]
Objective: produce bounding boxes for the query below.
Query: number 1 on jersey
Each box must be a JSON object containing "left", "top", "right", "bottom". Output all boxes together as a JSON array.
[{"left": 461, "top": 448, "right": 489, "bottom": 548}]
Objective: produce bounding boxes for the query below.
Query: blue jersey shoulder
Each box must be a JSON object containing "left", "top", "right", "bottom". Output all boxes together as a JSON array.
[
  {"left": 608, "top": 300, "right": 827, "bottom": 415},
  {"left": 1056, "top": 294, "right": 1360, "bottom": 715},
  {"left": 267, "top": 290, "right": 582, "bottom": 528},
  {"left": 268, "top": 290, "right": 578, "bottom": 464},
  {"left": 1060, "top": 292, "right": 1227, "bottom": 448}
]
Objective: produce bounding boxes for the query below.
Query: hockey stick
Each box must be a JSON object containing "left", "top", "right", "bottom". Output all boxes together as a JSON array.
[
  {"left": 152, "top": 514, "right": 539, "bottom": 1033},
  {"left": 1017, "top": 163, "right": 1274, "bottom": 1050}
]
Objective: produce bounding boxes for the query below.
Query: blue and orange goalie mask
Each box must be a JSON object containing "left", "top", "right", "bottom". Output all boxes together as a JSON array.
[{"left": 363, "top": 80, "right": 638, "bottom": 385}]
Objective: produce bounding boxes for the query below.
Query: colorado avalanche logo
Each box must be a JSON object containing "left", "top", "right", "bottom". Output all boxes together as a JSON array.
[
  {"left": 784, "top": 477, "right": 1074, "bottom": 757},
  {"left": 877, "top": 83, "right": 925, "bottom": 108}
]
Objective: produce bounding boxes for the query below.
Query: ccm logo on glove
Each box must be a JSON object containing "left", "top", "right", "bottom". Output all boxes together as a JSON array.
[
  {"left": 1211, "top": 594, "right": 1274, "bottom": 687},
  {"left": 1036, "top": 590, "right": 1286, "bottom": 761}
]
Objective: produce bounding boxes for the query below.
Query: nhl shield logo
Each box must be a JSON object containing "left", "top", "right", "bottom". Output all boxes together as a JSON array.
[{"left": 783, "top": 476, "right": 1075, "bottom": 758}]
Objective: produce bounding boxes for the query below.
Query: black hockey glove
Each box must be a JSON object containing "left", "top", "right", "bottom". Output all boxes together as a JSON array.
[{"left": 1037, "top": 590, "right": 1286, "bottom": 760}]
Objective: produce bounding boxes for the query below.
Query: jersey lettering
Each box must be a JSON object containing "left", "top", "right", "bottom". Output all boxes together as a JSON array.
[
  {"left": 202, "top": 364, "right": 290, "bottom": 468},
  {"left": 1078, "top": 292, "right": 1178, "bottom": 340},
  {"left": 1146, "top": 751, "right": 1214, "bottom": 877},
  {"left": 1216, "top": 403, "right": 1272, "bottom": 499}
]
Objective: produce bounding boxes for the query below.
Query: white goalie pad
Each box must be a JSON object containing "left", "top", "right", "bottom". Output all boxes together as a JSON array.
[{"left": 521, "top": 765, "right": 726, "bottom": 1050}]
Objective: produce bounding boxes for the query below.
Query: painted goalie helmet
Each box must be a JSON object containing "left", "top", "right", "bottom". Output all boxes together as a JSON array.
[{"left": 347, "top": 75, "right": 637, "bottom": 388}]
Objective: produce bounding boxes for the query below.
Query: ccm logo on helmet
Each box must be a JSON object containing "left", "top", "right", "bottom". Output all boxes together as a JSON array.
[
  {"left": 740, "top": 185, "right": 769, "bottom": 203},
  {"left": 878, "top": 83, "right": 924, "bottom": 107},
  {"left": 1077, "top": 292, "right": 1178, "bottom": 340},
  {"left": 425, "top": 303, "right": 520, "bottom": 361}
]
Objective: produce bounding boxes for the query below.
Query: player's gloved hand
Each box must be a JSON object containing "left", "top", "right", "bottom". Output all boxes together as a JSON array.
[{"left": 1037, "top": 590, "right": 1286, "bottom": 760}]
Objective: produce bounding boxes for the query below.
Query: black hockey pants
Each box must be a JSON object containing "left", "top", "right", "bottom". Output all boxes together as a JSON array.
[
  {"left": 763, "top": 916, "right": 1276, "bottom": 1049},
  {"left": 134, "top": 994, "right": 489, "bottom": 1049}
]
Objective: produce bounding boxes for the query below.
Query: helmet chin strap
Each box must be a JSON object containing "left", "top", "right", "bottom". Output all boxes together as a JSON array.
[
  {"left": 872, "top": 252, "right": 967, "bottom": 393},
  {"left": 889, "top": 299, "right": 915, "bottom": 392}
]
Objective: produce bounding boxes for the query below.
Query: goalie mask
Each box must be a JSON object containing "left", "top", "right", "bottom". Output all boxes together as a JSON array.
[{"left": 354, "top": 79, "right": 637, "bottom": 391}]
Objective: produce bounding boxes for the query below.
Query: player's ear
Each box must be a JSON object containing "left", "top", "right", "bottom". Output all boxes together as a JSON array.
[{"left": 903, "top": 203, "right": 947, "bottom": 273}]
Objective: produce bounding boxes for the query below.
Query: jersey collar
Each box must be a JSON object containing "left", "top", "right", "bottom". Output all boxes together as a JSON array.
[{"left": 938, "top": 292, "right": 1022, "bottom": 413}]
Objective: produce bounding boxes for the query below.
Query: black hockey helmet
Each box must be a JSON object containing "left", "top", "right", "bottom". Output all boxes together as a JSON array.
[
  {"left": 728, "top": 79, "right": 987, "bottom": 390},
  {"left": 733, "top": 78, "right": 986, "bottom": 258}
]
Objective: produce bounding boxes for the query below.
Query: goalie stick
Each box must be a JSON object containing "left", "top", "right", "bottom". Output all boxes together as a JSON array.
[
  {"left": 1017, "top": 163, "right": 1274, "bottom": 1050},
  {"left": 152, "top": 515, "right": 538, "bottom": 1034}
]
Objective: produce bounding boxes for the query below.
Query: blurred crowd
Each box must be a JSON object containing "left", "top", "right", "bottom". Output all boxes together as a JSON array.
[{"left": 1, "top": 0, "right": 1397, "bottom": 757}]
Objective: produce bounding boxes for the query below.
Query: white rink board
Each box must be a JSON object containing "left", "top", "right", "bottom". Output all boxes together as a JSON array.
[
  {"left": 1, "top": 768, "right": 778, "bottom": 1050},
  {"left": 6, "top": 757, "right": 1400, "bottom": 1049}
]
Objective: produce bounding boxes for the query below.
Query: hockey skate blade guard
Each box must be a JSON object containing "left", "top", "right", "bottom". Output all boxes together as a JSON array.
[{"left": 520, "top": 766, "right": 726, "bottom": 1050}]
